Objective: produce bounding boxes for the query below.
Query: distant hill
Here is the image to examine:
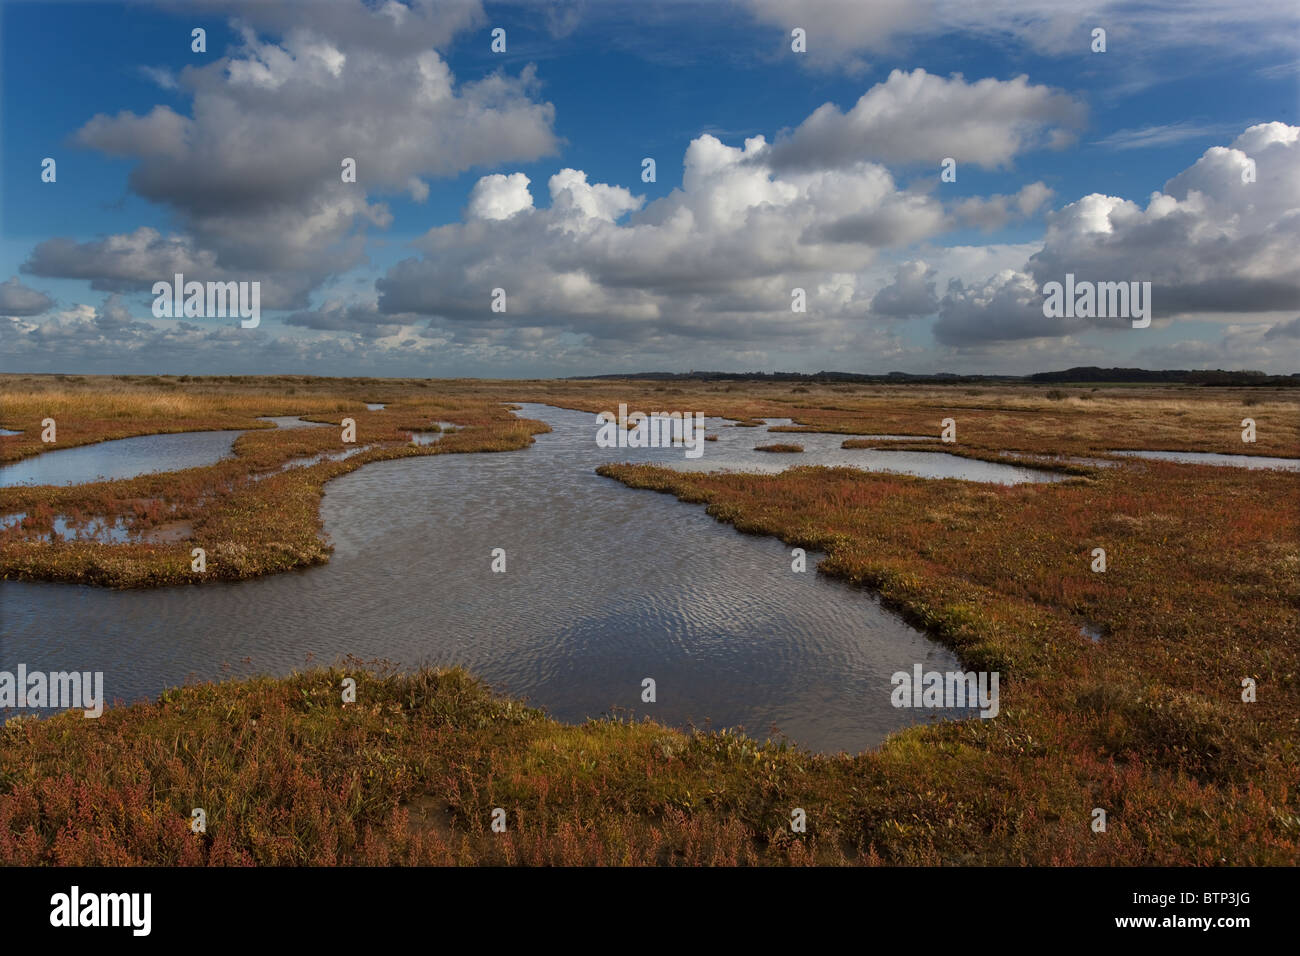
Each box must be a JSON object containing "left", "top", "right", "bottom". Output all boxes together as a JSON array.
[{"left": 568, "top": 367, "right": 1300, "bottom": 387}]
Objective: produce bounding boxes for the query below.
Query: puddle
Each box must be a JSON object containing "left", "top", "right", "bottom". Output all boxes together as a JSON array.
[
  {"left": 640, "top": 417, "right": 1066, "bottom": 484},
  {"left": 256, "top": 444, "right": 375, "bottom": 478},
  {"left": 839, "top": 435, "right": 932, "bottom": 442},
  {"left": 48, "top": 515, "right": 132, "bottom": 542},
  {"left": 0, "top": 430, "right": 244, "bottom": 488},
  {"left": 258, "top": 416, "right": 331, "bottom": 429},
  {"left": 366, "top": 403, "right": 386, "bottom": 411},
  {"left": 762, "top": 419, "right": 926, "bottom": 440},
  {"left": 0, "top": 416, "right": 365, "bottom": 487},
  {"left": 0, "top": 512, "right": 191, "bottom": 544},
  {"left": 603, "top": 413, "right": 1061, "bottom": 484},
  {"left": 407, "top": 422, "right": 457, "bottom": 446},
  {"left": 1107, "top": 450, "right": 1300, "bottom": 471},
  {"left": 1000, "top": 451, "right": 1119, "bottom": 468},
  {"left": 0, "top": 428, "right": 21, "bottom": 436}
]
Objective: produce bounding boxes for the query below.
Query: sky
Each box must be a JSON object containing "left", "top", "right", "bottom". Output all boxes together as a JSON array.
[{"left": 1, "top": 0, "right": 1298, "bottom": 377}]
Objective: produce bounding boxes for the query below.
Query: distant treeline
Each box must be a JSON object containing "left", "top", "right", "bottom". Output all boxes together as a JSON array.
[
  {"left": 1027, "top": 367, "right": 1300, "bottom": 386},
  {"left": 570, "top": 367, "right": 1300, "bottom": 387}
]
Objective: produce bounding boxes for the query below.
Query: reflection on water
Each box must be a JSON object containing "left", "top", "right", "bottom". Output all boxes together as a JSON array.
[
  {"left": 0, "top": 513, "right": 131, "bottom": 541},
  {"left": 0, "top": 430, "right": 244, "bottom": 487},
  {"left": 406, "top": 422, "right": 456, "bottom": 446},
  {"left": 1108, "top": 449, "right": 1300, "bottom": 471},
  {"left": 258, "top": 444, "right": 376, "bottom": 477},
  {"left": 0, "top": 414, "right": 348, "bottom": 488},
  {"left": 650, "top": 415, "right": 1065, "bottom": 484},
  {"left": 0, "top": 403, "right": 976, "bottom": 752},
  {"left": 258, "top": 416, "right": 330, "bottom": 429},
  {"left": 1000, "top": 451, "right": 1118, "bottom": 468}
]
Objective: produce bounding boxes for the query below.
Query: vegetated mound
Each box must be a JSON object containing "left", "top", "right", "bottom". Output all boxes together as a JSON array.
[{"left": 754, "top": 443, "right": 804, "bottom": 453}]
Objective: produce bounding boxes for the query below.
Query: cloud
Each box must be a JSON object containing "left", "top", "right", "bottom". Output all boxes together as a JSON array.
[
  {"left": 871, "top": 261, "right": 939, "bottom": 317},
  {"left": 26, "top": 1, "right": 559, "bottom": 308},
  {"left": 1257, "top": 60, "right": 1300, "bottom": 79},
  {"left": 2, "top": 298, "right": 250, "bottom": 371},
  {"left": 467, "top": 173, "right": 535, "bottom": 220},
  {"left": 952, "top": 182, "right": 1054, "bottom": 231},
  {"left": 158, "top": 0, "right": 486, "bottom": 54},
  {"left": 933, "top": 123, "right": 1300, "bottom": 345},
  {"left": 21, "top": 227, "right": 313, "bottom": 310},
  {"left": 371, "top": 115, "right": 1298, "bottom": 366},
  {"left": 138, "top": 66, "right": 179, "bottom": 91},
  {"left": 1029, "top": 123, "right": 1300, "bottom": 313},
  {"left": 92, "top": 294, "right": 143, "bottom": 332},
  {"left": 1092, "top": 121, "right": 1239, "bottom": 151},
  {"left": 738, "top": 0, "right": 1300, "bottom": 68},
  {"left": 0, "top": 277, "right": 54, "bottom": 316},
  {"left": 1135, "top": 318, "right": 1300, "bottom": 370},
  {"left": 375, "top": 131, "right": 952, "bottom": 355},
  {"left": 933, "top": 269, "right": 1059, "bottom": 345},
  {"left": 1, "top": 293, "right": 448, "bottom": 376},
  {"left": 547, "top": 169, "right": 643, "bottom": 227},
  {"left": 1264, "top": 316, "right": 1300, "bottom": 339},
  {"left": 764, "top": 70, "right": 1085, "bottom": 172},
  {"left": 283, "top": 300, "right": 405, "bottom": 339},
  {"left": 741, "top": 0, "right": 931, "bottom": 72}
]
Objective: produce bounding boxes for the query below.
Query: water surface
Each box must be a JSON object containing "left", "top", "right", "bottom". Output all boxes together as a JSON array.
[
  {"left": 0, "top": 403, "right": 974, "bottom": 752},
  {"left": 652, "top": 415, "right": 1064, "bottom": 484},
  {"left": 0, "top": 430, "right": 243, "bottom": 487},
  {"left": 258, "top": 416, "right": 330, "bottom": 429},
  {"left": 1108, "top": 449, "right": 1300, "bottom": 471}
]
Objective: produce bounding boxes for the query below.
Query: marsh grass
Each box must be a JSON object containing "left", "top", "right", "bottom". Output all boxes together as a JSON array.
[
  {"left": 1, "top": 377, "right": 548, "bottom": 586},
  {"left": 1, "top": 374, "right": 1296, "bottom": 865},
  {"left": 591, "top": 450, "right": 1298, "bottom": 865}
]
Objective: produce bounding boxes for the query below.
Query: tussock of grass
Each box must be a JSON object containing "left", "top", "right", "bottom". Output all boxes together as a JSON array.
[{"left": 754, "top": 443, "right": 804, "bottom": 453}]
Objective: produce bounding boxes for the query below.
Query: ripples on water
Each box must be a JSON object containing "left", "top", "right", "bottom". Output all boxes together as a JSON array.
[
  {"left": 631, "top": 413, "right": 1065, "bottom": 484},
  {"left": 257, "top": 416, "right": 331, "bottom": 429},
  {"left": 0, "top": 430, "right": 243, "bottom": 487},
  {"left": 1107, "top": 449, "right": 1300, "bottom": 471},
  {"left": 0, "top": 404, "right": 980, "bottom": 752}
]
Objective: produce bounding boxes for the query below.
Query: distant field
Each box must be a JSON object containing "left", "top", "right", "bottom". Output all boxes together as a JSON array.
[{"left": 1, "top": 373, "right": 1296, "bottom": 864}]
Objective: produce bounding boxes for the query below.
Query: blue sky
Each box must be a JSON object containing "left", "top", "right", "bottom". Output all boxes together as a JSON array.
[{"left": 2, "top": 0, "right": 1298, "bottom": 376}]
